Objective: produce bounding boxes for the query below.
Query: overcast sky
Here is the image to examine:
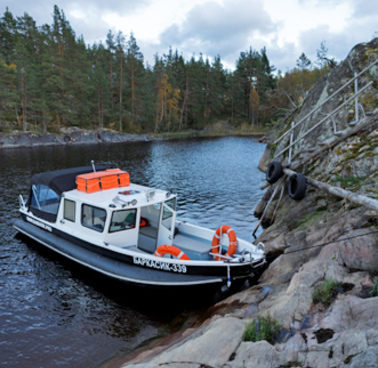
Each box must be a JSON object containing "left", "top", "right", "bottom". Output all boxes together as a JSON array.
[{"left": 2, "top": 0, "right": 377, "bottom": 72}]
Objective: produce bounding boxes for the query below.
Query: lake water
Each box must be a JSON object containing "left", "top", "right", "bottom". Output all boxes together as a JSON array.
[{"left": 0, "top": 136, "right": 266, "bottom": 367}]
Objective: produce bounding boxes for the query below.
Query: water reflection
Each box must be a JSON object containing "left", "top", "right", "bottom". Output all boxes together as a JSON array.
[{"left": 0, "top": 136, "right": 265, "bottom": 367}]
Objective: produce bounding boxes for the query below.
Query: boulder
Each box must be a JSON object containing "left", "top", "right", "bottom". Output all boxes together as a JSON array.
[{"left": 122, "top": 316, "right": 246, "bottom": 367}]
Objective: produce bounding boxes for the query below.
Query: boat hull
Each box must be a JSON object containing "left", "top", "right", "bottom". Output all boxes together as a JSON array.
[{"left": 13, "top": 218, "right": 266, "bottom": 289}]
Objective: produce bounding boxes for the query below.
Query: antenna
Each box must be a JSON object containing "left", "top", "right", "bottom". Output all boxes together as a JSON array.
[{"left": 91, "top": 160, "right": 96, "bottom": 172}]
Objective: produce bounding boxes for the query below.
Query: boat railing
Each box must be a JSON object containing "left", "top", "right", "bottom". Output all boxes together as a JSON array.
[{"left": 19, "top": 194, "right": 26, "bottom": 210}]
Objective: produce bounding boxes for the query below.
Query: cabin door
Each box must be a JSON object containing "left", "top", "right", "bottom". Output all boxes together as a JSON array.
[
  {"left": 157, "top": 201, "right": 176, "bottom": 247},
  {"left": 138, "top": 203, "right": 160, "bottom": 253}
]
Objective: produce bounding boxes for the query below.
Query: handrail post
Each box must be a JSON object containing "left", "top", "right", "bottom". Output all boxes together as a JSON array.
[
  {"left": 354, "top": 71, "right": 359, "bottom": 124},
  {"left": 288, "top": 121, "right": 294, "bottom": 164}
]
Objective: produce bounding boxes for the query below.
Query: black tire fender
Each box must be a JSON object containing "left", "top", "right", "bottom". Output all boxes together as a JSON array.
[
  {"left": 288, "top": 173, "right": 307, "bottom": 200},
  {"left": 266, "top": 161, "right": 283, "bottom": 184}
]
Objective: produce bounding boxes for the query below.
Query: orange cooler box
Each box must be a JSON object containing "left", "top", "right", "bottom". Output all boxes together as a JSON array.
[{"left": 76, "top": 169, "right": 130, "bottom": 193}]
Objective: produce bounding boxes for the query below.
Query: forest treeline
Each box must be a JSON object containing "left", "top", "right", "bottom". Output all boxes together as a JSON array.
[{"left": 0, "top": 6, "right": 333, "bottom": 134}]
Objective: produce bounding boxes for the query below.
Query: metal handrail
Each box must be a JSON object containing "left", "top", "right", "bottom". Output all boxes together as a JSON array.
[
  {"left": 274, "top": 81, "right": 373, "bottom": 158},
  {"left": 273, "top": 58, "right": 378, "bottom": 160},
  {"left": 273, "top": 58, "right": 378, "bottom": 146}
]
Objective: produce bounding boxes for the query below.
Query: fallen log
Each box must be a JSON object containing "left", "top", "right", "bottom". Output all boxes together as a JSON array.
[{"left": 283, "top": 168, "right": 378, "bottom": 212}]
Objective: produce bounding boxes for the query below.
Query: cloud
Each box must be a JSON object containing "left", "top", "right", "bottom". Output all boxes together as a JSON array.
[
  {"left": 349, "top": 0, "right": 378, "bottom": 19},
  {"left": 158, "top": 0, "right": 276, "bottom": 66},
  {"left": 3, "top": 0, "right": 149, "bottom": 18},
  {"left": 1, "top": 0, "right": 149, "bottom": 44},
  {"left": 265, "top": 41, "right": 298, "bottom": 73},
  {"left": 2, "top": 0, "right": 376, "bottom": 73},
  {"left": 295, "top": 0, "right": 378, "bottom": 69}
]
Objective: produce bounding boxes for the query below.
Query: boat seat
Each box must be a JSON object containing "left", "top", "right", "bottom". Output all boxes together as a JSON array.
[
  {"left": 173, "top": 233, "right": 212, "bottom": 261},
  {"left": 139, "top": 225, "right": 158, "bottom": 238}
]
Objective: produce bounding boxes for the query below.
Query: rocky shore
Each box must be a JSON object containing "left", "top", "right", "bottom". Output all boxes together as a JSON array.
[
  {"left": 104, "top": 39, "right": 378, "bottom": 368},
  {"left": 0, "top": 122, "right": 265, "bottom": 149},
  {"left": 0, "top": 128, "right": 152, "bottom": 149}
]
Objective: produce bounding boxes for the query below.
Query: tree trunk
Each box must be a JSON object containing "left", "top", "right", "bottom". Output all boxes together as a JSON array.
[
  {"left": 179, "top": 95, "right": 186, "bottom": 130},
  {"left": 97, "top": 85, "right": 103, "bottom": 129},
  {"left": 131, "top": 59, "right": 135, "bottom": 116},
  {"left": 283, "top": 168, "right": 378, "bottom": 212},
  {"left": 119, "top": 57, "right": 123, "bottom": 133},
  {"left": 22, "top": 76, "right": 27, "bottom": 132}
]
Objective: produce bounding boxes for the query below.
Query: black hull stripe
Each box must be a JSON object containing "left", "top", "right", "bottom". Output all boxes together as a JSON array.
[{"left": 14, "top": 219, "right": 226, "bottom": 287}]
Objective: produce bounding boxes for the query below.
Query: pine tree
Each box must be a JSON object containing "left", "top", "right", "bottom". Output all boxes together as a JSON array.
[
  {"left": 115, "top": 31, "right": 126, "bottom": 132},
  {"left": 0, "top": 8, "right": 17, "bottom": 64},
  {"left": 163, "top": 48, "right": 186, "bottom": 129},
  {"left": 185, "top": 55, "right": 207, "bottom": 129},
  {"left": 206, "top": 55, "right": 226, "bottom": 121},
  {"left": 126, "top": 32, "right": 144, "bottom": 129},
  {"left": 0, "top": 59, "right": 18, "bottom": 125},
  {"left": 105, "top": 30, "right": 117, "bottom": 125},
  {"left": 296, "top": 52, "right": 311, "bottom": 70},
  {"left": 234, "top": 48, "right": 260, "bottom": 124},
  {"left": 90, "top": 42, "right": 108, "bottom": 129}
]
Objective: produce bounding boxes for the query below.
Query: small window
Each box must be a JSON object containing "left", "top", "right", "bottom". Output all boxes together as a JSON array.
[
  {"left": 109, "top": 209, "right": 137, "bottom": 233},
  {"left": 165, "top": 198, "right": 176, "bottom": 211},
  {"left": 64, "top": 199, "right": 76, "bottom": 222},
  {"left": 81, "top": 204, "right": 107, "bottom": 232},
  {"left": 162, "top": 205, "right": 173, "bottom": 231}
]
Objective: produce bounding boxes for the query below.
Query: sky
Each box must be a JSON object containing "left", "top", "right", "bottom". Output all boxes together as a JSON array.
[{"left": 1, "top": 0, "right": 378, "bottom": 73}]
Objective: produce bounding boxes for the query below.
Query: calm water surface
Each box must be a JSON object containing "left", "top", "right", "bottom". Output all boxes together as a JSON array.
[{"left": 0, "top": 136, "right": 265, "bottom": 367}]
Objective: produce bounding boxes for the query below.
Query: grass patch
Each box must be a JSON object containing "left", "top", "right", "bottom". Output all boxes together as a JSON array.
[
  {"left": 331, "top": 175, "right": 367, "bottom": 191},
  {"left": 295, "top": 208, "right": 326, "bottom": 229},
  {"left": 278, "top": 361, "right": 304, "bottom": 368},
  {"left": 344, "top": 354, "right": 358, "bottom": 364},
  {"left": 313, "top": 278, "right": 339, "bottom": 306},
  {"left": 369, "top": 276, "right": 378, "bottom": 297},
  {"left": 243, "top": 314, "right": 281, "bottom": 343}
]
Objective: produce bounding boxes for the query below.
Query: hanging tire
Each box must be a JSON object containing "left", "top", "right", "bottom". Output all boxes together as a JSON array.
[
  {"left": 288, "top": 173, "right": 306, "bottom": 200},
  {"left": 266, "top": 161, "right": 283, "bottom": 184}
]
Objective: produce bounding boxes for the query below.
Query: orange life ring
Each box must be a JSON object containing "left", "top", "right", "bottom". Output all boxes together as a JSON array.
[
  {"left": 154, "top": 245, "right": 190, "bottom": 260},
  {"left": 211, "top": 225, "right": 237, "bottom": 261}
]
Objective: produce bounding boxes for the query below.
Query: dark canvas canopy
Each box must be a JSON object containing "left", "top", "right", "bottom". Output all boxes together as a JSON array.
[
  {"left": 27, "top": 165, "right": 108, "bottom": 223},
  {"left": 30, "top": 165, "right": 107, "bottom": 195}
]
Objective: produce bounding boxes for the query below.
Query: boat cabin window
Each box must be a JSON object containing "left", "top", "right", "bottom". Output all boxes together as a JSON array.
[
  {"left": 160, "top": 198, "right": 176, "bottom": 231},
  {"left": 165, "top": 198, "right": 176, "bottom": 210},
  {"left": 30, "top": 184, "right": 60, "bottom": 214},
  {"left": 109, "top": 209, "right": 137, "bottom": 233},
  {"left": 63, "top": 199, "right": 76, "bottom": 222},
  {"left": 81, "top": 204, "right": 107, "bottom": 232}
]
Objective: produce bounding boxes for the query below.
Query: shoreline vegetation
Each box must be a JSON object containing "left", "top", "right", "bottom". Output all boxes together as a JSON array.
[
  {"left": 0, "top": 121, "right": 267, "bottom": 149},
  {"left": 0, "top": 6, "right": 331, "bottom": 145}
]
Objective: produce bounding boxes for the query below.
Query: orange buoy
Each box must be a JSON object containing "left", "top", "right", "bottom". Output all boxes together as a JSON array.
[
  {"left": 211, "top": 225, "right": 237, "bottom": 261},
  {"left": 154, "top": 244, "right": 190, "bottom": 260}
]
